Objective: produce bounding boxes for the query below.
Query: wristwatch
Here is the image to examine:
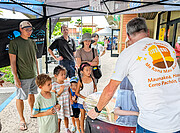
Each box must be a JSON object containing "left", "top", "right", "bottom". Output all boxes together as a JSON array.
[{"left": 94, "top": 106, "right": 101, "bottom": 113}]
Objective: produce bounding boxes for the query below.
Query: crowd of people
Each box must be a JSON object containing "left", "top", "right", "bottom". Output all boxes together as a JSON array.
[
  {"left": 8, "top": 21, "right": 105, "bottom": 133},
  {"left": 5, "top": 17, "right": 180, "bottom": 133}
]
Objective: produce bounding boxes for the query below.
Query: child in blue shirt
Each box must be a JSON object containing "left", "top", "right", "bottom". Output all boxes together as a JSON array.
[
  {"left": 70, "top": 76, "right": 81, "bottom": 133},
  {"left": 114, "top": 77, "right": 139, "bottom": 127}
]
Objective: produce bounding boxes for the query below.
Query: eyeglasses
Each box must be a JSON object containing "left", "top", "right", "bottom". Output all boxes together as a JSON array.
[{"left": 23, "top": 28, "right": 33, "bottom": 33}]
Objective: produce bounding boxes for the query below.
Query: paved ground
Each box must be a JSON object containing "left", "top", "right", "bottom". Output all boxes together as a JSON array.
[{"left": 0, "top": 50, "right": 118, "bottom": 133}]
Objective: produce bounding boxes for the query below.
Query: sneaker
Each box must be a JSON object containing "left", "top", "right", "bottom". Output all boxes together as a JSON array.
[{"left": 72, "top": 126, "right": 76, "bottom": 132}]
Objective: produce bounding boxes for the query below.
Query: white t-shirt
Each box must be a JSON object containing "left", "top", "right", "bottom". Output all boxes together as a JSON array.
[
  {"left": 91, "top": 43, "right": 105, "bottom": 66},
  {"left": 111, "top": 37, "right": 180, "bottom": 132}
]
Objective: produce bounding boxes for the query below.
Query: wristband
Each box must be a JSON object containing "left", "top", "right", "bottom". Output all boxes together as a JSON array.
[{"left": 94, "top": 106, "right": 101, "bottom": 113}]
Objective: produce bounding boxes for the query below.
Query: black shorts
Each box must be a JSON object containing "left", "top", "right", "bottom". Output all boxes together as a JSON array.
[{"left": 71, "top": 107, "right": 80, "bottom": 118}]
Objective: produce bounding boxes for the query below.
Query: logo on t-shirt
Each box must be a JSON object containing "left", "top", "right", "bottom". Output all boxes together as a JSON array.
[
  {"left": 138, "top": 42, "right": 179, "bottom": 88},
  {"left": 138, "top": 42, "right": 177, "bottom": 74},
  {"left": 148, "top": 45, "right": 174, "bottom": 68}
]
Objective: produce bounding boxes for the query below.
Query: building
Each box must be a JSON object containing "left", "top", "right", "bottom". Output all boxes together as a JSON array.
[{"left": 112, "top": 11, "right": 180, "bottom": 54}]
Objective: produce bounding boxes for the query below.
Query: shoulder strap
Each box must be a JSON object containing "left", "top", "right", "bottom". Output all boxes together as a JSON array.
[{"left": 92, "top": 48, "right": 95, "bottom": 59}]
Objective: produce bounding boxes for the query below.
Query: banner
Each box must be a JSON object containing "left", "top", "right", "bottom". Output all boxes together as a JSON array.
[{"left": 0, "top": 18, "right": 46, "bottom": 68}]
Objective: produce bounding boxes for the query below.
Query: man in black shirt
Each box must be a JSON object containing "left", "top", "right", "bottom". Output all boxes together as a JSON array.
[{"left": 48, "top": 25, "right": 76, "bottom": 78}]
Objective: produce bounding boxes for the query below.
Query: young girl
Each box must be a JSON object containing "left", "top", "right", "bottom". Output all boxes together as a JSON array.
[
  {"left": 75, "top": 62, "right": 97, "bottom": 133},
  {"left": 114, "top": 77, "right": 139, "bottom": 127},
  {"left": 52, "top": 65, "right": 72, "bottom": 133}
]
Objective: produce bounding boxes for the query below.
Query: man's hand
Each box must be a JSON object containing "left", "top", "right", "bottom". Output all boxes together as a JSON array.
[
  {"left": 87, "top": 108, "right": 99, "bottom": 119},
  {"left": 14, "top": 77, "right": 21, "bottom": 88},
  {"left": 56, "top": 56, "right": 63, "bottom": 61}
]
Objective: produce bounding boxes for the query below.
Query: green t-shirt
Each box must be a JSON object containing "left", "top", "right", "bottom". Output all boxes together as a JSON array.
[
  {"left": 9, "top": 36, "right": 37, "bottom": 79},
  {"left": 32, "top": 92, "right": 58, "bottom": 133}
]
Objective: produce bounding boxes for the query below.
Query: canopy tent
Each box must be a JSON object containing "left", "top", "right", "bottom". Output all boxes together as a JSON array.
[
  {"left": 0, "top": 0, "right": 179, "bottom": 18},
  {"left": 96, "top": 27, "right": 119, "bottom": 36},
  {"left": 0, "top": 0, "right": 180, "bottom": 73}
]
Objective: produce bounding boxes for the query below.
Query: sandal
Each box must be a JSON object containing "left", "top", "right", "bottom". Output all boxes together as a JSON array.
[
  {"left": 30, "top": 116, "right": 37, "bottom": 119},
  {"left": 19, "top": 121, "right": 27, "bottom": 131}
]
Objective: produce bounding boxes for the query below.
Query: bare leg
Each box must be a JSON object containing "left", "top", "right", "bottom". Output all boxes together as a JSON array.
[
  {"left": 80, "top": 109, "right": 85, "bottom": 133},
  {"left": 16, "top": 99, "right": 25, "bottom": 122},
  {"left": 58, "top": 119, "right": 61, "bottom": 132},
  {"left": 72, "top": 117, "right": 76, "bottom": 127},
  {"left": 28, "top": 94, "right": 35, "bottom": 116},
  {"left": 64, "top": 117, "right": 69, "bottom": 128},
  {"left": 75, "top": 118, "right": 81, "bottom": 132}
]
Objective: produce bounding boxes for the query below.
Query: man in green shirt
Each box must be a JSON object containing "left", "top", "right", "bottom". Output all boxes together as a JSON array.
[{"left": 9, "top": 21, "right": 39, "bottom": 131}]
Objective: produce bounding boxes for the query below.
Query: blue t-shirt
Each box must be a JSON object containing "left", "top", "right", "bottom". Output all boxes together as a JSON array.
[
  {"left": 71, "top": 89, "right": 80, "bottom": 108},
  {"left": 115, "top": 77, "right": 139, "bottom": 127}
]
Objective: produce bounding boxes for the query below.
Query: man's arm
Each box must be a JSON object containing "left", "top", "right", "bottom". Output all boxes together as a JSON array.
[
  {"left": 48, "top": 48, "right": 63, "bottom": 61},
  {"left": 9, "top": 54, "right": 21, "bottom": 88},
  {"left": 87, "top": 79, "right": 121, "bottom": 119},
  {"left": 76, "top": 58, "right": 81, "bottom": 68},
  {"left": 73, "top": 52, "right": 76, "bottom": 57}
]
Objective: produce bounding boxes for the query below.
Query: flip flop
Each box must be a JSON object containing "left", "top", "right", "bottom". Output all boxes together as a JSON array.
[
  {"left": 19, "top": 121, "right": 27, "bottom": 131},
  {"left": 30, "top": 116, "right": 37, "bottom": 118}
]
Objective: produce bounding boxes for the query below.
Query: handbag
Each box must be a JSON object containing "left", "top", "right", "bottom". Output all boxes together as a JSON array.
[{"left": 92, "top": 48, "right": 102, "bottom": 79}]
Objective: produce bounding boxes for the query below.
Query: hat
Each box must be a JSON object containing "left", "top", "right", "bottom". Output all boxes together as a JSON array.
[
  {"left": 19, "top": 21, "right": 33, "bottom": 29},
  {"left": 80, "top": 33, "right": 95, "bottom": 44},
  {"left": 70, "top": 76, "right": 79, "bottom": 83}
]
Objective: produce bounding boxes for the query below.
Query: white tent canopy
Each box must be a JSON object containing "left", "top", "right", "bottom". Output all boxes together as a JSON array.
[
  {"left": 96, "top": 27, "right": 118, "bottom": 36},
  {"left": 0, "top": 0, "right": 179, "bottom": 18},
  {"left": 40, "top": 0, "right": 180, "bottom": 18}
]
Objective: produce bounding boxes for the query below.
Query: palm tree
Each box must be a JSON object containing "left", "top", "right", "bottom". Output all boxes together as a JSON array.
[{"left": 75, "top": 19, "right": 82, "bottom": 38}]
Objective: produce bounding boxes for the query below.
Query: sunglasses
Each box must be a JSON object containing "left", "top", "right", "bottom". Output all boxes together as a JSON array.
[{"left": 23, "top": 28, "right": 33, "bottom": 33}]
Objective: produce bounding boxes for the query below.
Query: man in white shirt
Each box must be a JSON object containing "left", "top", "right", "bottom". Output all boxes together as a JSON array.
[{"left": 88, "top": 17, "right": 180, "bottom": 133}]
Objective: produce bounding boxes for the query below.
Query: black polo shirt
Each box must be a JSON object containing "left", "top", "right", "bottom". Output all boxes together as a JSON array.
[{"left": 49, "top": 36, "right": 76, "bottom": 60}]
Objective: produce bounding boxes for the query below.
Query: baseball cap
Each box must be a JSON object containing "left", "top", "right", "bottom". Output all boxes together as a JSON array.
[
  {"left": 19, "top": 21, "right": 34, "bottom": 29},
  {"left": 70, "top": 76, "right": 79, "bottom": 83}
]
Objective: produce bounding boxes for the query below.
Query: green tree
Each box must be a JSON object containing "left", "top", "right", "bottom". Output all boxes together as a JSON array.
[
  {"left": 75, "top": 19, "right": 82, "bottom": 38},
  {"left": 82, "top": 28, "right": 92, "bottom": 34},
  {"left": 0, "top": 10, "right": 3, "bottom": 16},
  {"left": 52, "top": 22, "right": 63, "bottom": 36}
]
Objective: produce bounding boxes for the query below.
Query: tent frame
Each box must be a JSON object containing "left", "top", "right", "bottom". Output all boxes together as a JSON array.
[{"left": 0, "top": 0, "right": 180, "bottom": 73}]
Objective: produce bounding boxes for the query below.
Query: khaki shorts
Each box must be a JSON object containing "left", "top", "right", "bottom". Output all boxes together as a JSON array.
[{"left": 16, "top": 78, "right": 38, "bottom": 100}]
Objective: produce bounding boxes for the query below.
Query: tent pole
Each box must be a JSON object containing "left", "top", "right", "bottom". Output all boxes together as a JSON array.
[{"left": 43, "top": 5, "right": 48, "bottom": 74}]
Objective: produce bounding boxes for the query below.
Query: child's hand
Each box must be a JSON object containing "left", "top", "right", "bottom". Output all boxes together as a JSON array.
[
  {"left": 60, "top": 85, "right": 65, "bottom": 91},
  {"left": 70, "top": 99, "right": 73, "bottom": 105},
  {"left": 54, "top": 105, "right": 61, "bottom": 111},
  {"left": 46, "top": 108, "right": 56, "bottom": 115},
  {"left": 72, "top": 96, "right": 76, "bottom": 101}
]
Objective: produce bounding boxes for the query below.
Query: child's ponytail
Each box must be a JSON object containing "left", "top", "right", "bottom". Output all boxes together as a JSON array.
[{"left": 78, "top": 68, "right": 83, "bottom": 90}]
